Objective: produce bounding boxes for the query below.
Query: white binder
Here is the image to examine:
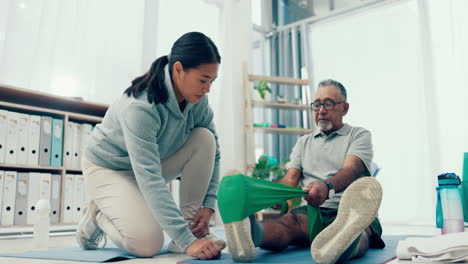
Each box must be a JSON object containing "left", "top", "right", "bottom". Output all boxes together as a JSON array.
[
  {"left": 0, "top": 170, "right": 4, "bottom": 220},
  {"left": 71, "top": 123, "right": 82, "bottom": 169},
  {"left": 50, "top": 174, "right": 61, "bottom": 224},
  {"left": 1, "top": 171, "right": 17, "bottom": 225},
  {"left": 26, "top": 172, "right": 41, "bottom": 224},
  {"left": 80, "top": 123, "right": 92, "bottom": 163},
  {"left": 16, "top": 113, "right": 30, "bottom": 165},
  {"left": 63, "top": 122, "right": 74, "bottom": 168},
  {"left": 39, "top": 173, "right": 51, "bottom": 202},
  {"left": 5, "top": 112, "right": 19, "bottom": 164},
  {"left": 62, "top": 174, "right": 74, "bottom": 223},
  {"left": 14, "top": 172, "right": 29, "bottom": 225},
  {"left": 0, "top": 110, "right": 8, "bottom": 163},
  {"left": 72, "top": 174, "right": 85, "bottom": 223},
  {"left": 27, "top": 115, "right": 41, "bottom": 166},
  {"left": 38, "top": 116, "right": 52, "bottom": 166}
]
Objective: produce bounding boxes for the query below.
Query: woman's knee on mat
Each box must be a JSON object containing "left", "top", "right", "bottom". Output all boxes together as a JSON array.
[{"left": 121, "top": 226, "right": 165, "bottom": 257}]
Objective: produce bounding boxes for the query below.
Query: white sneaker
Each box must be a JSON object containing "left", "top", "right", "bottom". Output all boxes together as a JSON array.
[
  {"left": 167, "top": 233, "right": 226, "bottom": 253},
  {"left": 75, "top": 201, "right": 107, "bottom": 250},
  {"left": 221, "top": 169, "right": 256, "bottom": 262},
  {"left": 311, "top": 177, "right": 382, "bottom": 264},
  {"left": 225, "top": 217, "right": 256, "bottom": 262}
]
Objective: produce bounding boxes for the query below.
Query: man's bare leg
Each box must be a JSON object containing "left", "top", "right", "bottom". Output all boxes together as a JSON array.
[
  {"left": 353, "top": 227, "right": 371, "bottom": 258},
  {"left": 259, "top": 213, "right": 310, "bottom": 252}
]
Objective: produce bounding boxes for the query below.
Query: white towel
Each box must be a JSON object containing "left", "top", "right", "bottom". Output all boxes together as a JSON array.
[{"left": 396, "top": 231, "right": 468, "bottom": 263}]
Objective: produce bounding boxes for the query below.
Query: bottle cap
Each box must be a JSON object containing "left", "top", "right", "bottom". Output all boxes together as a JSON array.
[
  {"left": 437, "top": 173, "right": 461, "bottom": 186},
  {"left": 35, "top": 199, "right": 51, "bottom": 216}
]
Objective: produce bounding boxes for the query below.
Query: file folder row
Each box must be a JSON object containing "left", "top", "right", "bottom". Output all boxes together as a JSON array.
[
  {"left": 0, "top": 109, "right": 94, "bottom": 168},
  {"left": 0, "top": 170, "right": 86, "bottom": 225}
]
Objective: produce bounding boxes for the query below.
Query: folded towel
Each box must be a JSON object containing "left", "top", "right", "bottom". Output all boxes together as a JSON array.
[{"left": 397, "top": 231, "right": 468, "bottom": 263}]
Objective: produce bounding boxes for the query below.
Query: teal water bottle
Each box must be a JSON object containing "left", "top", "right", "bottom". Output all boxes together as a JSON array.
[
  {"left": 436, "top": 173, "right": 465, "bottom": 234},
  {"left": 462, "top": 153, "right": 468, "bottom": 222}
]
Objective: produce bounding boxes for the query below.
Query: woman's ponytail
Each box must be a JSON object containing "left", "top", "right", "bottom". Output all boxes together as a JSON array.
[{"left": 124, "top": 55, "right": 169, "bottom": 104}]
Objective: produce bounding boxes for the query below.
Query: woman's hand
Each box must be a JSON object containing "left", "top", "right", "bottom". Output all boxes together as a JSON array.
[
  {"left": 190, "top": 208, "right": 213, "bottom": 238},
  {"left": 185, "top": 239, "right": 221, "bottom": 260}
]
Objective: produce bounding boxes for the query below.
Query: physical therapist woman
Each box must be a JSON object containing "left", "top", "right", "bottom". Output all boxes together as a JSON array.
[{"left": 76, "top": 32, "right": 224, "bottom": 260}]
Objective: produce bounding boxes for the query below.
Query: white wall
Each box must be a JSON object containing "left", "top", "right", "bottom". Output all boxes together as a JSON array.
[{"left": 0, "top": 0, "right": 148, "bottom": 104}]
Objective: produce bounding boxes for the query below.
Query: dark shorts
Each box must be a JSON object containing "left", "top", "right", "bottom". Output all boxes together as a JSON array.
[{"left": 290, "top": 205, "right": 385, "bottom": 249}]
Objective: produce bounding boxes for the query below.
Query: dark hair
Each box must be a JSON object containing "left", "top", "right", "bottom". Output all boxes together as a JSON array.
[
  {"left": 124, "top": 32, "right": 221, "bottom": 104},
  {"left": 318, "top": 79, "right": 347, "bottom": 102}
]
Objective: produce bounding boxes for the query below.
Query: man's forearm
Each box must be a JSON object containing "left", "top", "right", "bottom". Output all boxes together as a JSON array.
[
  {"left": 279, "top": 168, "right": 301, "bottom": 187},
  {"left": 327, "top": 155, "right": 366, "bottom": 192}
]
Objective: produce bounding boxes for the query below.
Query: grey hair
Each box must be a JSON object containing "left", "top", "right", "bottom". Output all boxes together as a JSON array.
[{"left": 317, "top": 79, "right": 347, "bottom": 102}]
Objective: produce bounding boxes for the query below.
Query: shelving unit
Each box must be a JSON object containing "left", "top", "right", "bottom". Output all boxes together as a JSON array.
[
  {"left": 244, "top": 64, "right": 314, "bottom": 172},
  {"left": 252, "top": 100, "right": 311, "bottom": 110},
  {"left": 253, "top": 127, "right": 313, "bottom": 135},
  {"left": 0, "top": 84, "right": 108, "bottom": 234}
]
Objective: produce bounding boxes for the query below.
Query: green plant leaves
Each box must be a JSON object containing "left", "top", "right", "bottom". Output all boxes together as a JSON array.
[{"left": 253, "top": 80, "right": 272, "bottom": 100}]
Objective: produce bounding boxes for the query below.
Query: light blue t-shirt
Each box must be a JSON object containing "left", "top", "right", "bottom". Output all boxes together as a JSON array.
[{"left": 85, "top": 65, "right": 220, "bottom": 250}]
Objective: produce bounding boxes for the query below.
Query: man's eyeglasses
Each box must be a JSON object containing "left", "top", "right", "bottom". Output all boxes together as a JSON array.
[{"left": 311, "top": 100, "right": 345, "bottom": 111}]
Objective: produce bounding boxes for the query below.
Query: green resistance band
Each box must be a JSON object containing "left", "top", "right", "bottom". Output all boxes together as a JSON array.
[{"left": 218, "top": 174, "right": 324, "bottom": 243}]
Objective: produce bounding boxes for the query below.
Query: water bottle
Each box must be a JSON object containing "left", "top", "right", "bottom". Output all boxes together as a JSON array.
[
  {"left": 33, "top": 199, "right": 50, "bottom": 248},
  {"left": 462, "top": 152, "right": 468, "bottom": 222},
  {"left": 436, "top": 173, "right": 465, "bottom": 234}
]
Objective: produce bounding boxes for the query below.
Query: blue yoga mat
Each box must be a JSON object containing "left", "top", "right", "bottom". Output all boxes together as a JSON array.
[
  {"left": 178, "top": 236, "right": 406, "bottom": 264},
  {"left": 0, "top": 239, "right": 170, "bottom": 262},
  {"left": 0, "top": 229, "right": 226, "bottom": 262}
]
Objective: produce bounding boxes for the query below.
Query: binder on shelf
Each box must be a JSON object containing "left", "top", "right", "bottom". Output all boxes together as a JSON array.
[
  {"left": 0, "top": 170, "right": 4, "bottom": 220},
  {"left": 26, "top": 172, "right": 41, "bottom": 225},
  {"left": 16, "top": 113, "right": 30, "bottom": 165},
  {"left": 14, "top": 172, "right": 29, "bottom": 225},
  {"left": 5, "top": 111, "right": 19, "bottom": 164},
  {"left": 27, "top": 115, "right": 41, "bottom": 166},
  {"left": 38, "top": 116, "right": 52, "bottom": 166},
  {"left": 39, "top": 173, "right": 51, "bottom": 201},
  {"left": 80, "top": 123, "right": 92, "bottom": 164},
  {"left": 62, "top": 174, "right": 74, "bottom": 223},
  {"left": 1, "top": 171, "right": 17, "bottom": 225},
  {"left": 50, "top": 118, "right": 64, "bottom": 167},
  {"left": 63, "top": 122, "right": 74, "bottom": 168},
  {"left": 0, "top": 110, "right": 8, "bottom": 163},
  {"left": 50, "top": 174, "right": 61, "bottom": 224},
  {"left": 71, "top": 123, "right": 82, "bottom": 169},
  {"left": 72, "top": 174, "right": 85, "bottom": 223}
]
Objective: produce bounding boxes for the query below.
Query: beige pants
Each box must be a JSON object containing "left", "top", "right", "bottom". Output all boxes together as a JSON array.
[{"left": 81, "top": 128, "right": 216, "bottom": 257}]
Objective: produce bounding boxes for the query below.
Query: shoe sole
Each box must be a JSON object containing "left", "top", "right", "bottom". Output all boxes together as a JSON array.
[
  {"left": 76, "top": 203, "right": 100, "bottom": 250},
  {"left": 76, "top": 210, "right": 97, "bottom": 250},
  {"left": 225, "top": 217, "right": 256, "bottom": 262},
  {"left": 311, "top": 177, "right": 382, "bottom": 264}
]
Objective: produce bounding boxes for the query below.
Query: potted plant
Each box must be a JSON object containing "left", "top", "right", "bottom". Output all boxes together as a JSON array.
[
  {"left": 252, "top": 155, "right": 281, "bottom": 181},
  {"left": 253, "top": 80, "right": 272, "bottom": 100}
]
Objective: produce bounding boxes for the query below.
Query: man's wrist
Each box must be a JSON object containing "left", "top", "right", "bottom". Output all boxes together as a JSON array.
[{"left": 323, "top": 179, "right": 335, "bottom": 199}]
